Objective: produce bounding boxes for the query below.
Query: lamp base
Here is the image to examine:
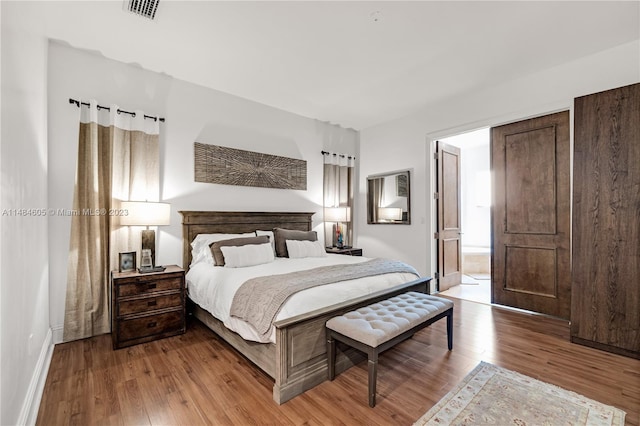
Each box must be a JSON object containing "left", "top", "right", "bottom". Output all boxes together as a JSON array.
[
  {"left": 333, "top": 222, "right": 347, "bottom": 249},
  {"left": 141, "top": 229, "right": 156, "bottom": 267}
]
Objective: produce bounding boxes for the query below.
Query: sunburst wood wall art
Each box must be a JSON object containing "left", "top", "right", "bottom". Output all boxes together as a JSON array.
[{"left": 194, "top": 142, "right": 307, "bottom": 190}]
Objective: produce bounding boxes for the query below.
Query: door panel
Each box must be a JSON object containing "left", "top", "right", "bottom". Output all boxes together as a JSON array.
[
  {"left": 491, "top": 111, "right": 570, "bottom": 319},
  {"left": 443, "top": 239, "right": 460, "bottom": 275},
  {"left": 504, "top": 245, "right": 556, "bottom": 296},
  {"left": 442, "top": 150, "right": 460, "bottom": 229},
  {"left": 504, "top": 127, "right": 557, "bottom": 234},
  {"left": 436, "top": 142, "right": 462, "bottom": 291}
]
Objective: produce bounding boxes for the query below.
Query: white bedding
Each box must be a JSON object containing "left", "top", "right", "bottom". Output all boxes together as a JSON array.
[{"left": 186, "top": 254, "right": 419, "bottom": 343}]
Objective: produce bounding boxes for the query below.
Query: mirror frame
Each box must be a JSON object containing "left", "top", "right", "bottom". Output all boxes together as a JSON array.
[{"left": 366, "top": 170, "right": 411, "bottom": 225}]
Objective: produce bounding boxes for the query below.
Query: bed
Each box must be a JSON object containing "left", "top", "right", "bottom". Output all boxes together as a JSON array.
[{"left": 180, "top": 210, "right": 431, "bottom": 404}]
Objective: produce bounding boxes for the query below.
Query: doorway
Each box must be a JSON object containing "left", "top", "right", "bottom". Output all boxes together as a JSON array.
[
  {"left": 434, "top": 111, "right": 571, "bottom": 319},
  {"left": 436, "top": 128, "right": 492, "bottom": 304}
]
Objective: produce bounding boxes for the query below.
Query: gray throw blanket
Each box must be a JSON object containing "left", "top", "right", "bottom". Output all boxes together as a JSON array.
[{"left": 230, "top": 258, "right": 419, "bottom": 340}]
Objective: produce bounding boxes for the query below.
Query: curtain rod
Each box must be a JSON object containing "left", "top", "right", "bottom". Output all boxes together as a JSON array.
[
  {"left": 321, "top": 150, "right": 356, "bottom": 160},
  {"left": 68, "top": 98, "right": 165, "bottom": 123}
]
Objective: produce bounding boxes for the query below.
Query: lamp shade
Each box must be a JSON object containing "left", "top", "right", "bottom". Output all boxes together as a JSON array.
[
  {"left": 377, "top": 207, "right": 402, "bottom": 221},
  {"left": 120, "top": 201, "right": 171, "bottom": 226},
  {"left": 325, "top": 207, "right": 351, "bottom": 223}
]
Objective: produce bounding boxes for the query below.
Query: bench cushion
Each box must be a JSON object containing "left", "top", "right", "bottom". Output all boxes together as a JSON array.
[{"left": 326, "top": 292, "right": 453, "bottom": 348}]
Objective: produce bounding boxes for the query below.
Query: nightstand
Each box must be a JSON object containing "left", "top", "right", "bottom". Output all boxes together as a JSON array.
[
  {"left": 326, "top": 247, "right": 363, "bottom": 256},
  {"left": 111, "top": 265, "right": 186, "bottom": 349}
]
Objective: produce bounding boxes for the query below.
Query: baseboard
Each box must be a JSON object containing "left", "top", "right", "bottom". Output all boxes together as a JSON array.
[
  {"left": 17, "top": 328, "right": 54, "bottom": 426},
  {"left": 571, "top": 335, "right": 640, "bottom": 360},
  {"left": 51, "top": 324, "right": 64, "bottom": 345}
]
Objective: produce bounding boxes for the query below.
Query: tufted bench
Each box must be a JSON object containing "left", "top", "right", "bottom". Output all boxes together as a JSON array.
[{"left": 326, "top": 291, "right": 453, "bottom": 407}]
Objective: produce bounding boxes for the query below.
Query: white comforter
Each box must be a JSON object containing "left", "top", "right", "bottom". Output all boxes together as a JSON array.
[{"left": 186, "top": 254, "right": 419, "bottom": 343}]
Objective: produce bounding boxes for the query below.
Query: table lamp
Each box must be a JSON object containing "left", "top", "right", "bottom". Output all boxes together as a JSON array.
[
  {"left": 325, "top": 206, "right": 351, "bottom": 248},
  {"left": 120, "top": 201, "right": 171, "bottom": 272},
  {"left": 377, "top": 207, "right": 403, "bottom": 222}
]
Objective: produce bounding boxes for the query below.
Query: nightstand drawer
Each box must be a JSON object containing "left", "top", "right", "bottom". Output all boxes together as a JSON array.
[
  {"left": 117, "top": 293, "right": 182, "bottom": 316},
  {"left": 118, "top": 310, "right": 183, "bottom": 342},
  {"left": 117, "top": 276, "right": 182, "bottom": 297}
]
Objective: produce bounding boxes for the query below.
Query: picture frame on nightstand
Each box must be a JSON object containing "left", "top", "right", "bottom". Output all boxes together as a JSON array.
[{"left": 118, "top": 251, "right": 136, "bottom": 272}]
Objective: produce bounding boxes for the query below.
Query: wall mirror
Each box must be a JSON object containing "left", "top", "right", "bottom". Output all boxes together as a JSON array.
[{"left": 367, "top": 170, "right": 411, "bottom": 224}]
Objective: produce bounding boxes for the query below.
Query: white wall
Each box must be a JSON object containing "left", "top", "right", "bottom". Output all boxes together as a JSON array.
[
  {"left": 358, "top": 40, "right": 640, "bottom": 283},
  {"left": 1, "top": 3, "right": 53, "bottom": 424},
  {"left": 47, "top": 41, "right": 357, "bottom": 344}
]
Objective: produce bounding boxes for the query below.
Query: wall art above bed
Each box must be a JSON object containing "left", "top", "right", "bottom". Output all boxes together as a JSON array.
[{"left": 194, "top": 142, "right": 307, "bottom": 190}]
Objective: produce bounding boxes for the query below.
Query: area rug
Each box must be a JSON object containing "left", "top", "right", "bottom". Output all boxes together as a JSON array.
[{"left": 413, "top": 362, "right": 625, "bottom": 426}]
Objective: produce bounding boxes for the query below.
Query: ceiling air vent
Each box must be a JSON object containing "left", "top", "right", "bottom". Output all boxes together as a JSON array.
[{"left": 126, "top": 0, "right": 160, "bottom": 20}]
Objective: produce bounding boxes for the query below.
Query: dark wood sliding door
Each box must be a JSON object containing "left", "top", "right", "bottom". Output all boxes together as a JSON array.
[
  {"left": 491, "top": 111, "right": 571, "bottom": 319},
  {"left": 571, "top": 83, "right": 640, "bottom": 359}
]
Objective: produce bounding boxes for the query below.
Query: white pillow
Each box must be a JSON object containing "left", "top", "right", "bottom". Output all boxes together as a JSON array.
[
  {"left": 190, "top": 232, "right": 256, "bottom": 266},
  {"left": 220, "top": 242, "right": 275, "bottom": 268},
  {"left": 256, "top": 230, "right": 276, "bottom": 255},
  {"left": 285, "top": 239, "right": 327, "bottom": 259}
]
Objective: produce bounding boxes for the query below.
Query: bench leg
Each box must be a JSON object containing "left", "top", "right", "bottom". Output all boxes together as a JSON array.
[
  {"left": 368, "top": 349, "right": 378, "bottom": 407},
  {"left": 446, "top": 310, "right": 453, "bottom": 351},
  {"left": 327, "top": 334, "right": 336, "bottom": 380}
]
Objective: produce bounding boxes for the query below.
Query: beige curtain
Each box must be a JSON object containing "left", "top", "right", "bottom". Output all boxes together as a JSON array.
[
  {"left": 368, "top": 176, "right": 385, "bottom": 223},
  {"left": 323, "top": 152, "right": 355, "bottom": 246},
  {"left": 63, "top": 101, "right": 159, "bottom": 342}
]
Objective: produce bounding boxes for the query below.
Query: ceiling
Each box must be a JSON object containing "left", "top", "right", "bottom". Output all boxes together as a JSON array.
[{"left": 23, "top": 1, "right": 640, "bottom": 130}]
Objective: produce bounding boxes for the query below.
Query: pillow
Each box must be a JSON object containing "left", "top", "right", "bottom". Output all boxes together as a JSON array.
[
  {"left": 190, "top": 233, "right": 256, "bottom": 266},
  {"left": 210, "top": 235, "right": 270, "bottom": 266},
  {"left": 256, "top": 230, "right": 276, "bottom": 255},
  {"left": 273, "top": 228, "right": 317, "bottom": 257},
  {"left": 220, "top": 243, "right": 274, "bottom": 268},
  {"left": 285, "top": 239, "right": 327, "bottom": 259}
]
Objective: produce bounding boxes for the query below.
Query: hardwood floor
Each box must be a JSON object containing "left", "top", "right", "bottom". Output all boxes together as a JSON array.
[{"left": 37, "top": 297, "right": 640, "bottom": 425}]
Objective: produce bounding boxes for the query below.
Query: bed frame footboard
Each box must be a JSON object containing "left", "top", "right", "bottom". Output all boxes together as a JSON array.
[{"left": 194, "top": 277, "right": 430, "bottom": 404}]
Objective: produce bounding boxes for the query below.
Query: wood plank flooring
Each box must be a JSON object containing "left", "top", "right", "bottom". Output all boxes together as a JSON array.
[{"left": 37, "top": 298, "right": 640, "bottom": 425}]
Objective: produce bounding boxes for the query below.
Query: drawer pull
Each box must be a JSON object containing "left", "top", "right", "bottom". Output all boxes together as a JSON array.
[
  {"left": 147, "top": 300, "right": 157, "bottom": 307},
  {"left": 147, "top": 321, "right": 157, "bottom": 328},
  {"left": 147, "top": 283, "right": 157, "bottom": 290}
]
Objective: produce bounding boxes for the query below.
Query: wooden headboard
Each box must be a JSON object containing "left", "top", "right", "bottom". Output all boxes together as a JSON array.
[{"left": 179, "top": 211, "right": 314, "bottom": 270}]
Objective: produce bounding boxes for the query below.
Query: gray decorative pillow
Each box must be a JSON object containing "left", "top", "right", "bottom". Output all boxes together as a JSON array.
[
  {"left": 210, "top": 235, "right": 270, "bottom": 266},
  {"left": 273, "top": 228, "right": 317, "bottom": 257}
]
